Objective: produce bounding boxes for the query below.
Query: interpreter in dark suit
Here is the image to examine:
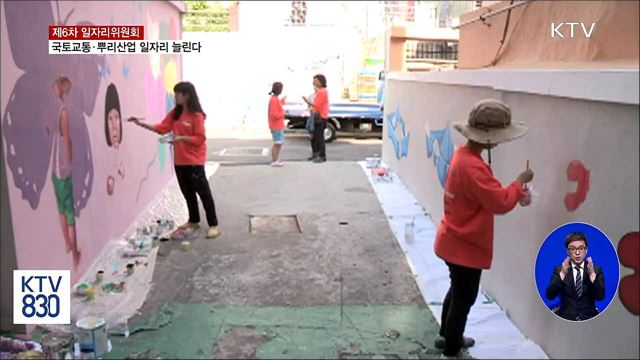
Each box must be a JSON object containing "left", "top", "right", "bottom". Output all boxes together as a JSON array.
[{"left": 546, "top": 231, "right": 605, "bottom": 321}]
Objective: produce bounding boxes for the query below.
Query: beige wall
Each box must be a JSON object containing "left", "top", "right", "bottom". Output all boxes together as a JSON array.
[
  {"left": 458, "top": 0, "right": 639, "bottom": 69},
  {"left": 382, "top": 70, "right": 639, "bottom": 359}
]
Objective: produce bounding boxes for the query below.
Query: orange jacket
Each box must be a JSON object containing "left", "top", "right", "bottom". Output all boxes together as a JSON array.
[
  {"left": 434, "top": 145, "right": 524, "bottom": 269},
  {"left": 155, "top": 109, "right": 206, "bottom": 165}
]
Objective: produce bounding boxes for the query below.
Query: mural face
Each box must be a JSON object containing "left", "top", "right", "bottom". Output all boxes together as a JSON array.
[
  {"left": 387, "top": 106, "right": 410, "bottom": 160},
  {"left": 105, "top": 83, "right": 124, "bottom": 196},
  {"left": 105, "top": 83, "right": 122, "bottom": 148}
]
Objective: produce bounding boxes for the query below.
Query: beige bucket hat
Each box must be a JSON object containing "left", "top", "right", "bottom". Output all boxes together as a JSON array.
[{"left": 453, "top": 99, "right": 527, "bottom": 144}]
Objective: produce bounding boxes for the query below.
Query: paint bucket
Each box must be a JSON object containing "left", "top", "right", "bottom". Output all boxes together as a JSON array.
[
  {"left": 95, "top": 271, "right": 104, "bottom": 284},
  {"left": 42, "top": 332, "right": 74, "bottom": 360},
  {"left": 404, "top": 221, "right": 415, "bottom": 243},
  {"left": 366, "top": 157, "right": 381, "bottom": 168},
  {"left": 126, "top": 264, "right": 134, "bottom": 276},
  {"left": 75, "top": 316, "right": 109, "bottom": 357},
  {"left": 181, "top": 241, "right": 190, "bottom": 251}
]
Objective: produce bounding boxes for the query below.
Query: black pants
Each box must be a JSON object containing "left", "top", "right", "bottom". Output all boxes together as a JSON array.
[
  {"left": 174, "top": 165, "right": 218, "bottom": 227},
  {"left": 311, "top": 118, "right": 326, "bottom": 159},
  {"left": 440, "top": 262, "right": 482, "bottom": 356}
]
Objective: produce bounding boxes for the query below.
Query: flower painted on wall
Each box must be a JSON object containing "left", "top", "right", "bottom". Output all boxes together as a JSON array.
[
  {"left": 564, "top": 160, "right": 590, "bottom": 212},
  {"left": 426, "top": 122, "right": 455, "bottom": 188},
  {"left": 387, "top": 106, "right": 410, "bottom": 160}
]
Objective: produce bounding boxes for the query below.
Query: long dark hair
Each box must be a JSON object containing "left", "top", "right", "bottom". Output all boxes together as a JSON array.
[
  {"left": 172, "top": 81, "right": 206, "bottom": 120},
  {"left": 313, "top": 74, "right": 327, "bottom": 88},
  {"left": 105, "top": 83, "right": 122, "bottom": 146}
]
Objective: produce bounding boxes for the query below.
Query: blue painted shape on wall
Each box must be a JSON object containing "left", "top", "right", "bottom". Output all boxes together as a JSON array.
[
  {"left": 387, "top": 106, "right": 410, "bottom": 160},
  {"left": 426, "top": 122, "right": 455, "bottom": 188}
]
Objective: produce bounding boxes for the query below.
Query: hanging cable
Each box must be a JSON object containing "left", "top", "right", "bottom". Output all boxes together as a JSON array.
[{"left": 490, "top": 0, "right": 515, "bottom": 66}]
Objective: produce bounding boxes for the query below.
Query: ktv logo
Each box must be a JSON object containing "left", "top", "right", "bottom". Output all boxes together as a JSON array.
[{"left": 13, "top": 270, "right": 70, "bottom": 324}]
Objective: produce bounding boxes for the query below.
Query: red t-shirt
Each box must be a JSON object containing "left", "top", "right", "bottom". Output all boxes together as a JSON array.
[
  {"left": 434, "top": 145, "right": 524, "bottom": 269},
  {"left": 313, "top": 88, "right": 329, "bottom": 119},
  {"left": 268, "top": 95, "right": 285, "bottom": 130},
  {"left": 155, "top": 109, "right": 207, "bottom": 165}
]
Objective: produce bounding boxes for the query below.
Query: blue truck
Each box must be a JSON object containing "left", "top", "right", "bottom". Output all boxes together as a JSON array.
[{"left": 283, "top": 101, "right": 383, "bottom": 142}]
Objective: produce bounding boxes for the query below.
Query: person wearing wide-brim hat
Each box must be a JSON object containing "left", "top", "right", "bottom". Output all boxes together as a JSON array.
[{"left": 433, "top": 99, "right": 534, "bottom": 359}]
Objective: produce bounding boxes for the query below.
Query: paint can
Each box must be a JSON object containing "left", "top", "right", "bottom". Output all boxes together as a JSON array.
[
  {"left": 181, "top": 241, "right": 190, "bottom": 251},
  {"left": 404, "top": 221, "right": 415, "bottom": 243},
  {"left": 126, "top": 263, "right": 135, "bottom": 276},
  {"left": 42, "top": 332, "right": 74, "bottom": 360},
  {"left": 95, "top": 270, "right": 104, "bottom": 284},
  {"left": 76, "top": 316, "right": 109, "bottom": 357}
]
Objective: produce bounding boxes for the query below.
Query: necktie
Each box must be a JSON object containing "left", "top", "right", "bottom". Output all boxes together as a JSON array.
[{"left": 575, "top": 266, "right": 583, "bottom": 298}]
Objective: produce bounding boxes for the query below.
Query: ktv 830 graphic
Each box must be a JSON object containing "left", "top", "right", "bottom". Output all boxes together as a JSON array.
[{"left": 13, "top": 270, "right": 70, "bottom": 324}]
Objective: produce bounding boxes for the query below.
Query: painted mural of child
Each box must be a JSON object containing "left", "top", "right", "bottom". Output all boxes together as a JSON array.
[
  {"left": 51, "top": 75, "right": 81, "bottom": 269},
  {"left": 105, "top": 83, "right": 125, "bottom": 196}
]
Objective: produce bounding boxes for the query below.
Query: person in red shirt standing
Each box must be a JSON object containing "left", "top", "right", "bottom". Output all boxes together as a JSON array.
[
  {"left": 268, "top": 82, "right": 286, "bottom": 167},
  {"left": 434, "top": 99, "right": 533, "bottom": 358},
  {"left": 128, "top": 82, "right": 220, "bottom": 239},
  {"left": 303, "top": 74, "right": 329, "bottom": 163}
]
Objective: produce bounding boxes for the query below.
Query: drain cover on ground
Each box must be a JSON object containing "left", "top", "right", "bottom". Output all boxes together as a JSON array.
[
  {"left": 220, "top": 147, "right": 268, "bottom": 156},
  {"left": 249, "top": 215, "right": 301, "bottom": 234}
]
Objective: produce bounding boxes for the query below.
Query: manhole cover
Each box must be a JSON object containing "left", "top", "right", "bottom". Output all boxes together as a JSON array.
[
  {"left": 220, "top": 147, "right": 268, "bottom": 156},
  {"left": 249, "top": 215, "right": 301, "bottom": 234}
]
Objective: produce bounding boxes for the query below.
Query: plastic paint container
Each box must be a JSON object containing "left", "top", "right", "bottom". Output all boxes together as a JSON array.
[
  {"left": 76, "top": 316, "right": 109, "bottom": 357},
  {"left": 42, "top": 332, "right": 73, "bottom": 360},
  {"left": 404, "top": 221, "right": 415, "bottom": 243},
  {"left": 126, "top": 264, "right": 134, "bottom": 276},
  {"left": 95, "top": 270, "right": 104, "bottom": 284}
]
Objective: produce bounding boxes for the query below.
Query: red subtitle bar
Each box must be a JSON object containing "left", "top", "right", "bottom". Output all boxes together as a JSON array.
[{"left": 49, "top": 26, "right": 144, "bottom": 40}]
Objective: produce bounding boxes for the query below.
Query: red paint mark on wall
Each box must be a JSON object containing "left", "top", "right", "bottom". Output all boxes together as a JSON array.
[
  {"left": 564, "top": 160, "right": 590, "bottom": 211},
  {"left": 618, "top": 231, "right": 639, "bottom": 315}
]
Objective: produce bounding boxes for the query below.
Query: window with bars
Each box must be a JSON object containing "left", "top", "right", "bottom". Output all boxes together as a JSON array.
[{"left": 405, "top": 40, "right": 458, "bottom": 61}]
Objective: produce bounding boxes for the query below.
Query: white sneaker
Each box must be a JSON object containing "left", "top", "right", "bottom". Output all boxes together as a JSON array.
[{"left": 271, "top": 161, "right": 284, "bottom": 167}]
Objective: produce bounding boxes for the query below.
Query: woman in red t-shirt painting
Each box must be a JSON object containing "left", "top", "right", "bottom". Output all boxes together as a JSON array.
[{"left": 128, "top": 82, "right": 220, "bottom": 239}]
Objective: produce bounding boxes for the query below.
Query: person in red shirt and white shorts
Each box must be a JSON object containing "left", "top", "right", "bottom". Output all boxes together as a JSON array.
[
  {"left": 268, "top": 82, "right": 286, "bottom": 167},
  {"left": 434, "top": 99, "right": 534, "bottom": 358}
]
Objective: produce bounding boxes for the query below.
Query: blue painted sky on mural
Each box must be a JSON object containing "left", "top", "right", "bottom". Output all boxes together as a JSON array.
[
  {"left": 387, "top": 106, "right": 410, "bottom": 160},
  {"left": 426, "top": 122, "right": 455, "bottom": 188}
]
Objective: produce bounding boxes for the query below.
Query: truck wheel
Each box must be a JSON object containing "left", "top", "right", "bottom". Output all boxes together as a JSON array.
[{"left": 324, "top": 123, "right": 336, "bottom": 143}]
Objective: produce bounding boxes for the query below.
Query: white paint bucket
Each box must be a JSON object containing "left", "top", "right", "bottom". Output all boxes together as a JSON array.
[
  {"left": 76, "top": 316, "right": 109, "bottom": 357},
  {"left": 405, "top": 221, "right": 415, "bottom": 243}
]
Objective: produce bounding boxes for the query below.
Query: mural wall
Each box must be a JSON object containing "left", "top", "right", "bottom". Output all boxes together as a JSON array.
[
  {"left": 381, "top": 71, "right": 639, "bottom": 359},
  {"left": 1, "top": 0, "right": 183, "bottom": 284}
]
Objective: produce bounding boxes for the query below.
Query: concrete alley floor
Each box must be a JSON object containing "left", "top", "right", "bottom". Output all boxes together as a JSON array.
[{"left": 107, "top": 158, "right": 441, "bottom": 359}]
